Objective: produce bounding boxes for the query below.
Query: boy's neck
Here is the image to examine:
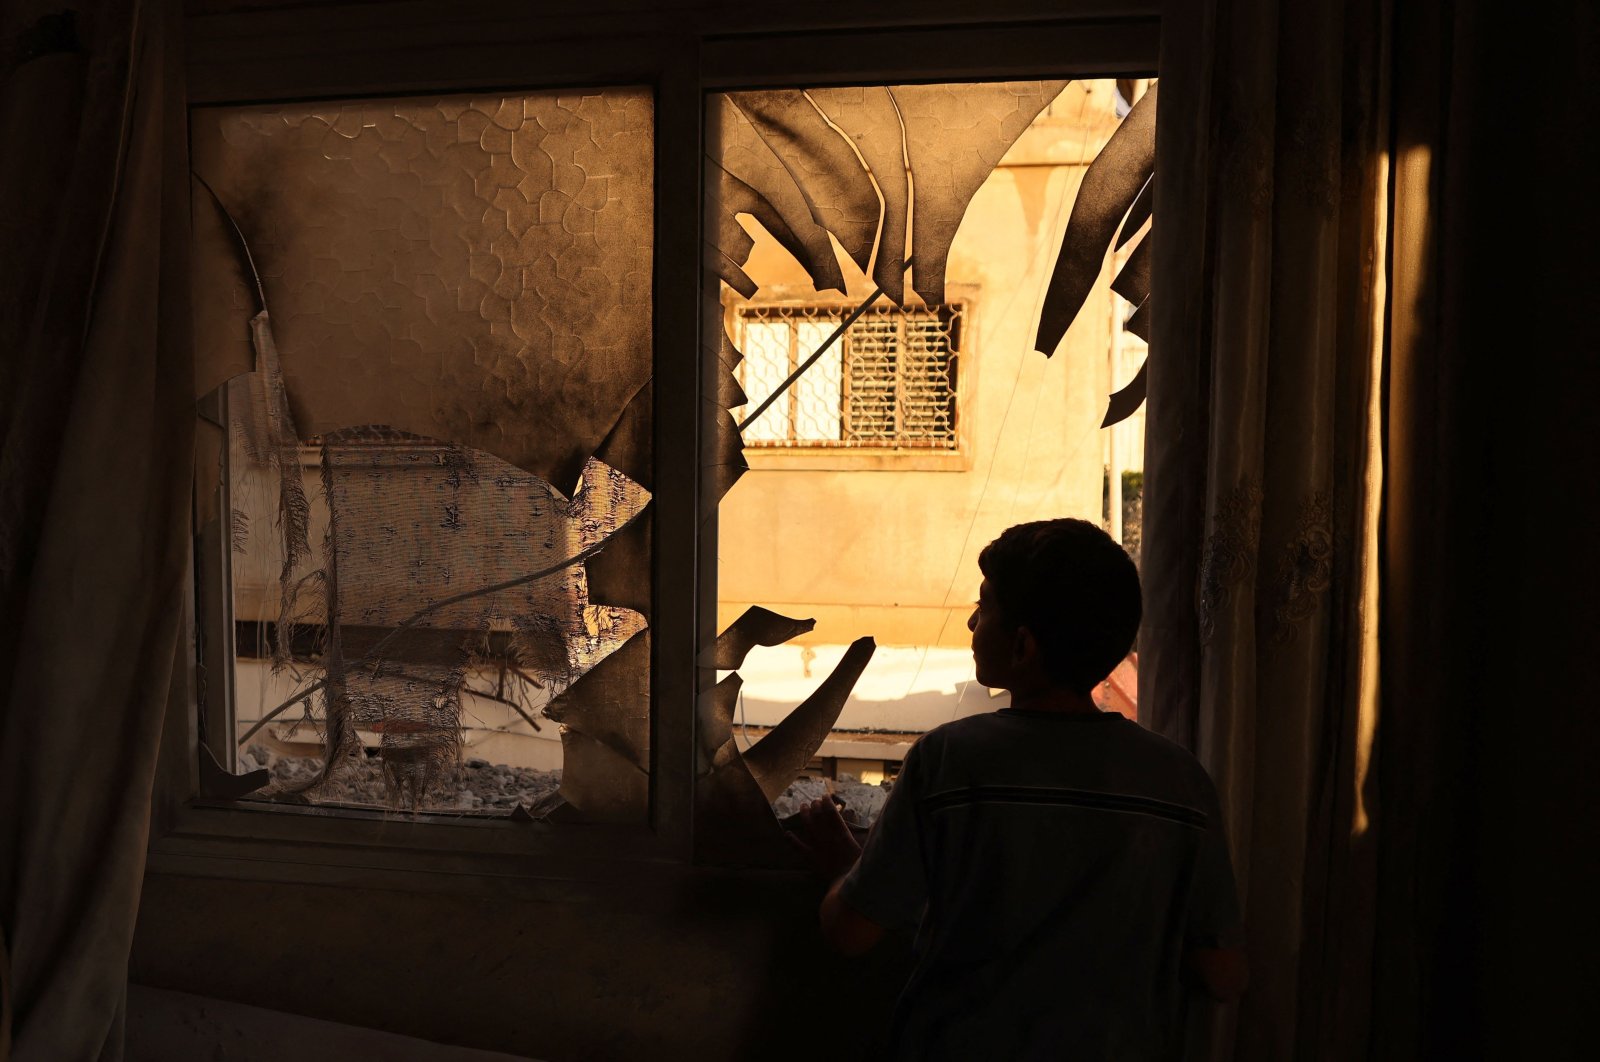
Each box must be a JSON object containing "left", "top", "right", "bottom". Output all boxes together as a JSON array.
[{"left": 1006, "top": 684, "right": 1100, "bottom": 715}]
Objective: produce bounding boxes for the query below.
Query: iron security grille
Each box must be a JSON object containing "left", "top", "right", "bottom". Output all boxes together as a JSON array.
[{"left": 735, "top": 304, "right": 963, "bottom": 449}]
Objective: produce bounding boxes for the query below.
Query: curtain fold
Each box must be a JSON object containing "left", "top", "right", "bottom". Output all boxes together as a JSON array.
[
  {"left": 1147, "top": 0, "right": 1392, "bottom": 1057},
  {"left": 0, "top": 2, "right": 187, "bottom": 1059}
]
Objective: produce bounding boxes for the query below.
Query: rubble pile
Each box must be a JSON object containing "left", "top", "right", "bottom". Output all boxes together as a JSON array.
[{"left": 243, "top": 745, "right": 891, "bottom": 826}]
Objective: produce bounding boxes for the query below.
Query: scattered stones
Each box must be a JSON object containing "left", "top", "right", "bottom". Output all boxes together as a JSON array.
[
  {"left": 246, "top": 746, "right": 888, "bottom": 827},
  {"left": 252, "top": 750, "right": 560, "bottom": 813},
  {"left": 772, "top": 774, "right": 890, "bottom": 829}
]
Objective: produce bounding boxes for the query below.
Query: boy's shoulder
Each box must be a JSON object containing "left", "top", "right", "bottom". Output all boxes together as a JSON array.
[
  {"left": 912, "top": 709, "right": 1014, "bottom": 753},
  {"left": 920, "top": 708, "right": 1158, "bottom": 745},
  {"left": 914, "top": 710, "right": 1216, "bottom": 790}
]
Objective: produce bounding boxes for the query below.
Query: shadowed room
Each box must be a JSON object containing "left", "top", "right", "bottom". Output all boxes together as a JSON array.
[{"left": 0, "top": 1, "right": 1594, "bottom": 1060}]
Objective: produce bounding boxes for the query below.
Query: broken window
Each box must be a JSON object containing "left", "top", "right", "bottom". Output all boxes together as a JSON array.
[
  {"left": 191, "top": 88, "right": 654, "bottom": 821},
  {"left": 181, "top": 68, "right": 1154, "bottom": 853},
  {"left": 703, "top": 80, "right": 1154, "bottom": 837},
  {"left": 735, "top": 303, "right": 963, "bottom": 449}
]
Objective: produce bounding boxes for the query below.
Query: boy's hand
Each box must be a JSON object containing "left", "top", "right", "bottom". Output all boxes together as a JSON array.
[{"left": 787, "top": 796, "right": 863, "bottom": 881}]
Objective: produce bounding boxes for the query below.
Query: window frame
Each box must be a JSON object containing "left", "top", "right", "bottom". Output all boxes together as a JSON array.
[{"left": 152, "top": 3, "right": 1161, "bottom": 892}]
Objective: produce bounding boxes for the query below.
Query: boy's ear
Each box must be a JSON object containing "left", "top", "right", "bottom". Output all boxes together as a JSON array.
[{"left": 1013, "top": 626, "right": 1041, "bottom": 667}]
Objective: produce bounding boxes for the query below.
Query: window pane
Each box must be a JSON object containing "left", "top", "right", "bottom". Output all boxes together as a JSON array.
[
  {"left": 847, "top": 315, "right": 900, "bottom": 444},
  {"left": 793, "top": 320, "right": 843, "bottom": 442},
  {"left": 897, "top": 311, "right": 958, "bottom": 443},
  {"left": 196, "top": 88, "right": 653, "bottom": 820},
  {"left": 706, "top": 80, "right": 1149, "bottom": 831},
  {"left": 739, "top": 321, "right": 793, "bottom": 442}
]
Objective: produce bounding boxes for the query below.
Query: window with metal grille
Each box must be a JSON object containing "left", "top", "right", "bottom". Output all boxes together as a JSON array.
[{"left": 735, "top": 304, "right": 963, "bottom": 449}]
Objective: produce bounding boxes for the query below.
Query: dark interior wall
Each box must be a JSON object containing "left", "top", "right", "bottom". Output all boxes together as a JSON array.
[{"left": 131, "top": 869, "right": 913, "bottom": 1060}]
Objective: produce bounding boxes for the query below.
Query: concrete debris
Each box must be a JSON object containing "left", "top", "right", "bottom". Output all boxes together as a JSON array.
[
  {"left": 245, "top": 746, "right": 560, "bottom": 812},
  {"left": 241, "top": 745, "right": 890, "bottom": 826},
  {"left": 771, "top": 774, "right": 890, "bottom": 829}
]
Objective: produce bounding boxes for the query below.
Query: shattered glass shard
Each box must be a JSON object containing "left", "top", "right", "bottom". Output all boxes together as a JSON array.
[
  {"left": 707, "top": 606, "right": 817, "bottom": 671},
  {"left": 891, "top": 80, "right": 1068, "bottom": 306},
  {"left": 1101, "top": 359, "right": 1148, "bottom": 429},
  {"left": 1110, "top": 232, "right": 1152, "bottom": 309},
  {"left": 807, "top": 86, "right": 912, "bottom": 304},
  {"left": 542, "top": 629, "right": 650, "bottom": 822},
  {"left": 739, "top": 636, "right": 875, "bottom": 802},
  {"left": 1125, "top": 295, "right": 1151, "bottom": 342},
  {"left": 729, "top": 90, "right": 881, "bottom": 276},
  {"left": 1115, "top": 174, "right": 1154, "bottom": 252},
  {"left": 191, "top": 89, "right": 654, "bottom": 490},
  {"left": 708, "top": 81, "right": 1066, "bottom": 310},
  {"left": 1034, "top": 82, "right": 1158, "bottom": 356},
  {"left": 712, "top": 96, "right": 847, "bottom": 294},
  {"left": 698, "top": 673, "right": 744, "bottom": 765}
]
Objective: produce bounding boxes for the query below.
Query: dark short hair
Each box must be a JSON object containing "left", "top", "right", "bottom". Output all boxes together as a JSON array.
[{"left": 977, "top": 518, "right": 1141, "bottom": 694}]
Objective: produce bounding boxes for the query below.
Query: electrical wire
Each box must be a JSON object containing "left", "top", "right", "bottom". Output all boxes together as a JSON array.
[{"left": 896, "top": 89, "right": 1100, "bottom": 716}]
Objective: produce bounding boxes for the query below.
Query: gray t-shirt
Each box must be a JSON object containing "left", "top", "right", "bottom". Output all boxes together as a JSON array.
[{"left": 838, "top": 708, "right": 1240, "bottom": 1062}]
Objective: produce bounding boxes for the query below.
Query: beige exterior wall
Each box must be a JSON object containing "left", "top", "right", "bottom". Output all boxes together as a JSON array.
[{"left": 718, "top": 82, "right": 1140, "bottom": 649}]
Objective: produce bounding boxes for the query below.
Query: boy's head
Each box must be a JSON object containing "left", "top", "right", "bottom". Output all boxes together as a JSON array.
[{"left": 972, "top": 518, "right": 1141, "bottom": 694}]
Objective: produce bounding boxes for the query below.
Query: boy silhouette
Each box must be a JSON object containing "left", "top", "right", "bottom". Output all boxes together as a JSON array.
[{"left": 792, "top": 518, "right": 1246, "bottom": 1060}]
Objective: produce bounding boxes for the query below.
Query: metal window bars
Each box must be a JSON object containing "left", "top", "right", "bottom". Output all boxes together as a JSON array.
[{"left": 735, "top": 303, "right": 962, "bottom": 449}]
